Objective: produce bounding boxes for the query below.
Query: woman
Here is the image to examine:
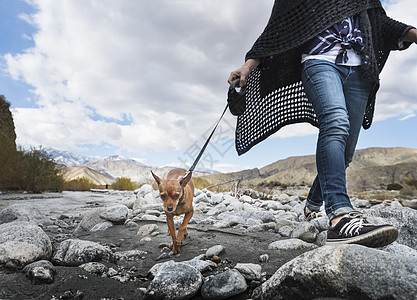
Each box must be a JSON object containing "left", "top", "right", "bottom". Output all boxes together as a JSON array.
[{"left": 228, "top": 0, "right": 417, "bottom": 248}]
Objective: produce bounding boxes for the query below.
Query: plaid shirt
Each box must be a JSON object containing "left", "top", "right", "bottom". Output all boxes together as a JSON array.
[{"left": 304, "top": 15, "right": 364, "bottom": 64}]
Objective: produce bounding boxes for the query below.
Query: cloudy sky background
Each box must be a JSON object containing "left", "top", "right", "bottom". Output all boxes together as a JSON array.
[{"left": 1, "top": 0, "right": 417, "bottom": 173}]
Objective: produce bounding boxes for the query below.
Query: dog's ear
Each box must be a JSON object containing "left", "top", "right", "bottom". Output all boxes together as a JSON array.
[
  {"left": 151, "top": 170, "right": 162, "bottom": 186},
  {"left": 179, "top": 171, "right": 192, "bottom": 187}
]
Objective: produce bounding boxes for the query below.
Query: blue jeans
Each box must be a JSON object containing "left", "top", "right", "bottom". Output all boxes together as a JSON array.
[{"left": 301, "top": 59, "right": 371, "bottom": 221}]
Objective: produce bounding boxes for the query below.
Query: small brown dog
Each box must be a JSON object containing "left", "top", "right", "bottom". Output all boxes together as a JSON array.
[{"left": 151, "top": 168, "right": 194, "bottom": 254}]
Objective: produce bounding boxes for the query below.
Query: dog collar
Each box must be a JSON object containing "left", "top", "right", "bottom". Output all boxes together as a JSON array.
[{"left": 177, "top": 187, "right": 185, "bottom": 205}]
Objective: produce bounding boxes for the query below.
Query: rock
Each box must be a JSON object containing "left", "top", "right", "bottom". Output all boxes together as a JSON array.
[
  {"left": 383, "top": 242, "right": 417, "bottom": 258},
  {"left": 252, "top": 244, "right": 417, "bottom": 300},
  {"left": 52, "top": 239, "right": 115, "bottom": 266},
  {"left": 234, "top": 263, "right": 262, "bottom": 281},
  {"left": 243, "top": 203, "right": 258, "bottom": 211},
  {"left": 134, "top": 191, "right": 160, "bottom": 210},
  {"left": 23, "top": 260, "right": 56, "bottom": 284},
  {"left": 277, "top": 226, "right": 293, "bottom": 237},
  {"left": 290, "top": 222, "right": 319, "bottom": 243},
  {"left": 0, "top": 221, "right": 52, "bottom": 268},
  {"left": 259, "top": 254, "right": 269, "bottom": 263},
  {"left": 99, "top": 204, "right": 128, "bottom": 223},
  {"left": 90, "top": 221, "right": 113, "bottom": 232},
  {"left": 353, "top": 198, "right": 372, "bottom": 208},
  {"left": 201, "top": 269, "right": 247, "bottom": 300},
  {"left": 144, "top": 209, "right": 161, "bottom": 217},
  {"left": 206, "top": 203, "right": 227, "bottom": 216},
  {"left": 147, "top": 260, "right": 176, "bottom": 278},
  {"left": 0, "top": 204, "right": 49, "bottom": 225},
  {"left": 140, "top": 214, "right": 158, "bottom": 221},
  {"left": 114, "top": 250, "right": 147, "bottom": 261},
  {"left": 209, "top": 193, "right": 224, "bottom": 205},
  {"left": 401, "top": 199, "right": 417, "bottom": 210},
  {"left": 364, "top": 206, "right": 417, "bottom": 249},
  {"left": 119, "top": 198, "right": 135, "bottom": 209},
  {"left": 194, "top": 193, "right": 210, "bottom": 204},
  {"left": 137, "top": 224, "right": 159, "bottom": 237},
  {"left": 182, "top": 259, "right": 212, "bottom": 273},
  {"left": 79, "top": 262, "right": 108, "bottom": 275},
  {"left": 135, "top": 184, "right": 154, "bottom": 196},
  {"left": 145, "top": 263, "right": 203, "bottom": 300},
  {"left": 205, "top": 245, "right": 225, "bottom": 259},
  {"left": 239, "top": 195, "right": 254, "bottom": 203},
  {"left": 268, "top": 239, "right": 318, "bottom": 251},
  {"left": 73, "top": 208, "right": 106, "bottom": 233},
  {"left": 227, "top": 201, "right": 244, "bottom": 211},
  {"left": 217, "top": 211, "right": 275, "bottom": 224},
  {"left": 310, "top": 216, "right": 329, "bottom": 232},
  {"left": 274, "top": 219, "right": 296, "bottom": 231}
]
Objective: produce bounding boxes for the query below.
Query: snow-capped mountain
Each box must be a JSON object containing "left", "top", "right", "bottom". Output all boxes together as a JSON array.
[
  {"left": 45, "top": 148, "right": 218, "bottom": 183},
  {"left": 44, "top": 148, "right": 96, "bottom": 167}
]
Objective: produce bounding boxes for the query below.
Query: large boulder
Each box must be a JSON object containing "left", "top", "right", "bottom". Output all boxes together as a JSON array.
[
  {"left": 201, "top": 269, "right": 248, "bottom": 300},
  {"left": 74, "top": 204, "right": 128, "bottom": 233},
  {"left": 0, "top": 221, "right": 52, "bottom": 268},
  {"left": 364, "top": 206, "right": 417, "bottom": 249},
  {"left": 0, "top": 204, "right": 49, "bottom": 225},
  {"left": 252, "top": 244, "right": 417, "bottom": 299},
  {"left": 52, "top": 239, "right": 115, "bottom": 266},
  {"left": 145, "top": 263, "right": 203, "bottom": 300}
]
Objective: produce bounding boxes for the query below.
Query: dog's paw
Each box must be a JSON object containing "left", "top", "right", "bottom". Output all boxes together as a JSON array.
[{"left": 171, "top": 245, "right": 180, "bottom": 254}]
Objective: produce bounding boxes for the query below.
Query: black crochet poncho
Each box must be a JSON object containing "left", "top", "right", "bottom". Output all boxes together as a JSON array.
[{"left": 235, "top": 0, "right": 413, "bottom": 155}]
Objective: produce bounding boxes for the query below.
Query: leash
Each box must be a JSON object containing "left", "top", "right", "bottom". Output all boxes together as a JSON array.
[
  {"left": 186, "top": 78, "right": 245, "bottom": 175},
  {"left": 187, "top": 103, "right": 229, "bottom": 173}
]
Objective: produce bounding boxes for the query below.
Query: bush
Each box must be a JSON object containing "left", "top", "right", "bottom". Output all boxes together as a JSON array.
[
  {"left": 0, "top": 147, "right": 64, "bottom": 193},
  {"left": 64, "top": 177, "right": 98, "bottom": 191},
  {"left": 192, "top": 176, "right": 211, "bottom": 190},
  {"left": 400, "top": 185, "right": 417, "bottom": 197},
  {"left": 111, "top": 177, "right": 137, "bottom": 191},
  {"left": 387, "top": 183, "right": 403, "bottom": 190},
  {"left": 404, "top": 177, "right": 417, "bottom": 189}
]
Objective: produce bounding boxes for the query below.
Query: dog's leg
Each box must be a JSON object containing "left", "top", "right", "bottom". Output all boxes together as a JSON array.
[
  {"left": 166, "top": 214, "right": 179, "bottom": 253},
  {"left": 176, "top": 210, "right": 193, "bottom": 246}
]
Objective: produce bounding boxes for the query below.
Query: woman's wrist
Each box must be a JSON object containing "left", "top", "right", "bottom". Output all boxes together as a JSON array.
[{"left": 243, "top": 58, "right": 261, "bottom": 73}]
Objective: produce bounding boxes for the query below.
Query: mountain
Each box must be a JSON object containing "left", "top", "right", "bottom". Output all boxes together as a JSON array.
[
  {"left": 46, "top": 148, "right": 218, "bottom": 183},
  {"left": 201, "top": 147, "right": 417, "bottom": 192},
  {"left": 61, "top": 166, "right": 115, "bottom": 185},
  {"left": 44, "top": 148, "right": 96, "bottom": 167}
]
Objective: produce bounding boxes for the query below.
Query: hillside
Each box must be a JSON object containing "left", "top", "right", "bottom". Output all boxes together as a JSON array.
[
  {"left": 61, "top": 166, "right": 115, "bottom": 186},
  {"left": 201, "top": 147, "right": 417, "bottom": 192}
]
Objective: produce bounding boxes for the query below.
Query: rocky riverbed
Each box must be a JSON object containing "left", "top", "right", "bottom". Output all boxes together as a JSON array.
[{"left": 0, "top": 187, "right": 417, "bottom": 300}]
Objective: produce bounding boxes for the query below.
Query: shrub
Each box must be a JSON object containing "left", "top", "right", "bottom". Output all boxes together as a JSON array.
[
  {"left": 404, "top": 177, "right": 417, "bottom": 189},
  {"left": 192, "top": 176, "right": 211, "bottom": 190},
  {"left": 387, "top": 183, "right": 403, "bottom": 191},
  {"left": 64, "top": 177, "right": 98, "bottom": 191},
  {"left": 0, "top": 147, "right": 64, "bottom": 193},
  {"left": 111, "top": 177, "right": 137, "bottom": 191},
  {"left": 400, "top": 185, "right": 417, "bottom": 197}
]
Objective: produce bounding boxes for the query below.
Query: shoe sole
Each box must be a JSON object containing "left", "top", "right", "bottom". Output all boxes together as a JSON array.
[{"left": 326, "top": 226, "right": 399, "bottom": 248}]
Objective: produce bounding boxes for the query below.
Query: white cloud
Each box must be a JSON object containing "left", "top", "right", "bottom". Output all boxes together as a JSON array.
[
  {"left": 4, "top": 0, "right": 273, "bottom": 154},
  {"left": 374, "top": 0, "right": 417, "bottom": 121},
  {"left": 3, "top": 0, "right": 417, "bottom": 158}
]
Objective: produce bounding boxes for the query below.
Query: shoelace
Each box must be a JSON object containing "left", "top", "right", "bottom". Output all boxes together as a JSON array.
[{"left": 339, "top": 218, "right": 364, "bottom": 236}]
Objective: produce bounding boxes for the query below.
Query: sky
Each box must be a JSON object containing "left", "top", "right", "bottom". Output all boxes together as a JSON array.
[{"left": 1, "top": 0, "right": 417, "bottom": 173}]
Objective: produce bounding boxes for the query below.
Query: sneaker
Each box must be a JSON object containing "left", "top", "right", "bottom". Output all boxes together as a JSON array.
[
  {"left": 326, "top": 212, "right": 398, "bottom": 248},
  {"left": 304, "top": 206, "right": 319, "bottom": 221}
]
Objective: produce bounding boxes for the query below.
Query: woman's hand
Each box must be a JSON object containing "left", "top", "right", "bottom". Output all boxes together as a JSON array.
[
  {"left": 228, "top": 58, "right": 261, "bottom": 87},
  {"left": 403, "top": 28, "right": 417, "bottom": 43}
]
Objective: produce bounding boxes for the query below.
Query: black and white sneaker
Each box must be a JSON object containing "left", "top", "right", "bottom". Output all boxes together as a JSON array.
[
  {"left": 326, "top": 212, "right": 398, "bottom": 248},
  {"left": 304, "top": 206, "right": 319, "bottom": 221}
]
